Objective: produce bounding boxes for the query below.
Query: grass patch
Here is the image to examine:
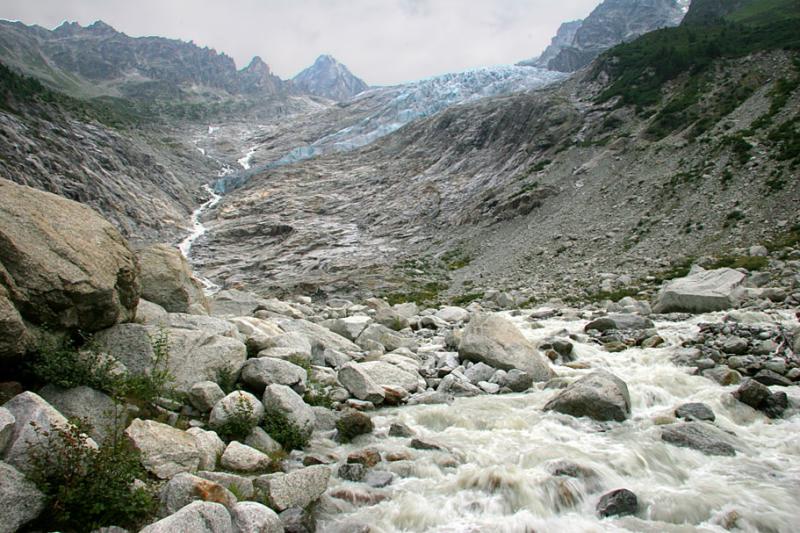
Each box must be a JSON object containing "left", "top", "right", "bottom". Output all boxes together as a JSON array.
[
  {"left": 707, "top": 255, "right": 769, "bottom": 270},
  {"left": 651, "top": 257, "right": 696, "bottom": 283},
  {"left": 451, "top": 292, "right": 484, "bottom": 306},
  {"left": 584, "top": 287, "right": 642, "bottom": 303},
  {"left": 385, "top": 282, "right": 448, "bottom": 306}
]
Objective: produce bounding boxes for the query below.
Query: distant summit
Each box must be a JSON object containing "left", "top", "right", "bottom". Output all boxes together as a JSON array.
[{"left": 292, "top": 55, "right": 368, "bottom": 101}]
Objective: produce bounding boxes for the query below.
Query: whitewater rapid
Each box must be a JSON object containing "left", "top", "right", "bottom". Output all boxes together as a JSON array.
[{"left": 317, "top": 311, "right": 800, "bottom": 533}]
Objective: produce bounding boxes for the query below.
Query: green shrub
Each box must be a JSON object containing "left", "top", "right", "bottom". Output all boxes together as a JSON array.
[
  {"left": 261, "top": 407, "right": 309, "bottom": 451},
  {"left": 215, "top": 394, "right": 260, "bottom": 442},
  {"left": 451, "top": 292, "right": 484, "bottom": 306},
  {"left": 286, "top": 356, "right": 334, "bottom": 408},
  {"left": 29, "top": 335, "right": 116, "bottom": 392},
  {"left": 117, "top": 329, "right": 174, "bottom": 406},
  {"left": 708, "top": 255, "right": 769, "bottom": 271},
  {"left": 28, "top": 420, "right": 157, "bottom": 532},
  {"left": 215, "top": 364, "right": 239, "bottom": 395}
]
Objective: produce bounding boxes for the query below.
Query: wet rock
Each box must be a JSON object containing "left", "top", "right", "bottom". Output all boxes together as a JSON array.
[
  {"left": 543, "top": 370, "right": 631, "bottom": 422},
  {"left": 596, "top": 488, "right": 638, "bottom": 517},
  {"left": 347, "top": 448, "right": 381, "bottom": 467},
  {"left": 230, "top": 501, "right": 282, "bottom": 533},
  {"left": 407, "top": 390, "right": 454, "bottom": 405},
  {"left": 702, "top": 367, "right": 742, "bottom": 385},
  {"left": 479, "top": 381, "right": 501, "bottom": 394},
  {"left": 139, "top": 501, "right": 233, "bottom": 533},
  {"left": 263, "top": 384, "right": 316, "bottom": 434},
  {"left": 733, "top": 379, "right": 772, "bottom": 409},
  {"left": 675, "top": 403, "right": 715, "bottom": 422},
  {"left": 438, "top": 370, "right": 482, "bottom": 397},
  {"left": 337, "top": 363, "right": 385, "bottom": 404},
  {"left": 189, "top": 381, "right": 226, "bottom": 413},
  {"left": 241, "top": 357, "right": 307, "bottom": 394},
  {"left": 0, "top": 461, "right": 46, "bottom": 532},
  {"left": 220, "top": 441, "right": 272, "bottom": 473},
  {"left": 258, "top": 465, "right": 331, "bottom": 511},
  {"left": 753, "top": 369, "right": 792, "bottom": 387},
  {"left": 459, "top": 313, "right": 552, "bottom": 381},
  {"left": 159, "top": 472, "right": 237, "bottom": 516},
  {"left": 603, "top": 341, "right": 628, "bottom": 353},
  {"left": 125, "top": 418, "right": 200, "bottom": 479},
  {"left": 722, "top": 337, "right": 748, "bottom": 355},
  {"left": 137, "top": 243, "right": 209, "bottom": 315},
  {"left": 660, "top": 422, "right": 738, "bottom": 456},
  {"left": 364, "top": 469, "right": 394, "bottom": 488},
  {"left": 410, "top": 438, "right": 445, "bottom": 451},
  {"left": 382, "top": 385, "right": 411, "bottom": 406},
  {"left": 329, "top": 487, "right": 390, "bottom": 507},
  {"left": 502, "top": 369, "right": 534, "bottom": 392},
  {"left": 209, "top": 391, "right": 265, "bottom": 431},
  {"left": 279, "top": 506, "right": 316, "bottom": 533},
  {"left": 388, "top": 422, "right": 414, "bottom": 438},
  {"left": 336, "top": 410, "right": 374, "bottom": 442},
  {"left": 762, "top": 391, "right": 789, "bottom": 419},
  {"left": 187, "top": 427, "right": 226, "bottom": 471},
  {"left": 584, "top": 314, "right": 654, "bottom": 332},
  {"left": 653, "top": 268, "right": 746, "bottom": 314},
  {"left": 338, "top": 463, "right": 367, "bottom": 481}
]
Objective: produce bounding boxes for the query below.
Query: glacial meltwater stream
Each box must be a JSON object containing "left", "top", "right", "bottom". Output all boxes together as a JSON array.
[{"left": 317, "top": 311, "right": 800, "bottom": 533}]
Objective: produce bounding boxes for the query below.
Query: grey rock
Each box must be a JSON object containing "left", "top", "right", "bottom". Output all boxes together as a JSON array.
[
  {"left": 139, "top": 501, "right": 233, "bottom": 533},
  {"left": 543, "top": 370, "right": 631, "bottom": 422},
  {"left": 189, "top": 381, "right": 226, "bottom": 413},
  {"left": 137, "top": 243, "right": 209, "bottom": 315},
  {"left": 374, "top": 307, "right": 410, "bottom": 331},
  {"left": 596, "top": 488, "right": 638, "bottom": 518},
  {"left": 229, "top": 317, "right": 284, "bottom": 353},
  {"left": 259, "top": 465, "right": 331, "bottom": 511},
  {"left": 388, "top": 422, "right": 414, "bottom": 438},
  {"left": 230, "top": 501, "right": 282, "bottom": 533},
  {"left": 197, "top": 471, "right": 255, "bottom": 500},
  {"left": 754, "top": 369, "right": 792, "bottom": 387},
  {"left": 337, "top": 363, "right": 385, "bottom": 404},
  {"left": 209, "top": 391, "right": 265, "bottom": 431},
  {"left": 38, "top": 385, "right": 122, "bottom": 443},
  {"left": 124, "top": 418, "right": 200, "bottom": 479},
  {"left": 161, "top": 328, "right": 247, "bottom": 393},
  {"left": 675, "top": 403, "right": 715, "bottom": 422},
  {"left": 503, "top": 369, "right": 534, "bottom": 392},
  {"left": 464, "top": 362, "right": 496, "bottom": 384},
  {"left": 256, "top": 332, "right": 313, "bottom": 362},
  {"left": 357, "top": 323, "right": 418, "bottom": 352},
  {"left": 478, "top": 381, "right": 501, "bottom": 394},
  {"left": 584, "top": 314, "right": 654, "bottom": 332},
  {"left": 220, "top": 441, "right": 272, "bottom": 473},
  {"left": 410, "top": 438, "right": 445, "bottom": 451},
  {"left": 0, "top": 461, "right": 46, "bottom": 533},
  {"left": 364, "top": 470, "right": 394, "bottom": 488},
  {"left": 159, "top": 472, "right": 237, "bottom": 517},
  {"left": 245, "top": 426, "right": 282, "bottom": 455},
  {"left": 323, "top": 316, "right": 372, "bottom": 341},
  {"left": 93, "top": 323, "right": 157, "bottom": 376},
  {"left": 702, "top": 367, "right": 741, "bottom": 386},
  {"left": 165, "top": 313, "right": 239, "bottom": 337},
  {"left": 187, "top": 427, "right": 226, "bottom": 471},
  {"left": 435, "top": 306, "right": 470, "bottom": 324},
  {"left": 262, "top": 384, "right": 316, "bottom": 434},
  {"left": 279, "top": 507, "right": 315, "bottom": 533},
  {"left": 135, "top": 298, "right": 170, "bottom": 325},
  {"left": 338, "top": 463, "right": 366, "bottom": 481},
  {"left": 722, "top": 336, "right": 748, "bottom": 355},
  {"left": 241, "top": 357, "right": 307, "bottom": 394},
  {"left": 734, "top": 378, "right": 772, "bottom": 409},
  {"left": 359, "top": 360, "right": 419, "bottom": 393},
  {"left": 438, "top": 371, "right": 482, "bottom": 397},
  {"left": 335, "top": 410, "right": 373, "bottom": 442},
  {"left": 660, "top": 422, "right": 738, "bottom": 456},
  {"left": 459, "top": 313, "right": 552, "bottom": 381},
  {"left": 274, "top": 318, "right": 360, "bottom": 355},
  {"left": 653, "top": 268, "right": 746, "bottom": 314},
  {"left": 406, "top": 390, "right": 454, "bottom": 405},
  {"left": 0, "top": 408, "right": 15, "bottom": 456},
  {"left": 763, "top": 391, "right": 788, "bottom": 419},
  {"left": 209, "top": 289, "right": 271, "bottom": 318}
]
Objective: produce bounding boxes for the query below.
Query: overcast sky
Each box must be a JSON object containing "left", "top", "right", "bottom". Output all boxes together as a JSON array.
[{"left": 0, "top": 0, "right": 599, "bottom": 85}]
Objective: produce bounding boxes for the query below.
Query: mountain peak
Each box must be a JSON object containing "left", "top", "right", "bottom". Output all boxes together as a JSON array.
[{"left": 293, "top": 55, "right": 368, "bottom": 101}]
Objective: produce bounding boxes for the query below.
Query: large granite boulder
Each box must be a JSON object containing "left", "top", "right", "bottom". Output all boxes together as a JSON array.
[
  {"left": 240, "top": 357, "right": 307, "bottom": 394},
  {"left": 0, "top": 179, "right": 139, "bottom": 359},
  {"left": 209, "top": 391, "right": 265, "bottom": 431},
  {"left": 653, "top": 268, "right": 746, "bottom": 314},
  {"left": 543, "top": 370, "right": 631, "bottom": 422},
  {"left": 459, "top": 313, "right": 552, "bottom": 381},
  {"left": 38, "top": 385, "right": 122, "bottom": 444},
  {"left": 359, "top": 360, "right": 420, "bottom": 394},
  {"left": 124, "top": 418, "right": 200, "bottom": 479},
  {"left": 159, "top": 472, "right": 237, "bottom": 517},
  {"left": 0, "top": 461, "right": 46, "bottom": 533},
  {"left": 262, "top": 384, "right": 316, "bottom": 434},
  {"left": 660, "top": 422, "right": 739, "bottom": 456},
  {"left": 140, "top": 501, "right": 233, "bottom": 533},
  {"left": 257, "top": 465, "right": 331, "bottom": 511},
  {"left": 137, "top": 243, "right": 209, "bottom": 315},
  {"left": 337, "top": 363, "right": 385, "bottom": 404},
  {"left": 230, "top": 501, "right": 282, "bottom": 533}
]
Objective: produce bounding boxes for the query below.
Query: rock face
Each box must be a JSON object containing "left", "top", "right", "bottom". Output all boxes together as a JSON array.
[
  {"left": 459, "top": 313, "right": 552, "bottom": 381},
  {"left": 292, "top": 55, "right": 368, "bottom": 101},
  {"left": 137, "top": 244, "right": 209, "bottom": 314},
  {"left": 0, "top": 461, "right": 46, "bottom": 533},
  {"left": 124, "top": 418, "right": 200, "bottom": 479},
  {"left": 260, "top": 465, "right": 331, "bottom": 511},
  {"left": 140, "top": 501, "right": 233, "bottom": 533},
  {"left": 0, "top": 179, "right": 139, "bottom": 358},
  {"left": 543, "top": 370, "right": 631, "bottom": 422},
  {"left": 653, "top": 268, "right": 746, "bottom": 314}
]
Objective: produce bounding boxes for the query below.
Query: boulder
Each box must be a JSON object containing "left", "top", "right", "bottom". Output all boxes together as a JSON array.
[
  {"left": 229, "top": 317, "right": 283, "bottom": 353},
  {"left": 209, "top": 391, "right": 265, "bottom": 431},
  {"left": 274, "top": 318, "right": 360, "bottom": 355},
  {"left": 324, "top": 316, "right": 372, "bottom": 341},
  {"left": 702, "top": 367, "right": 741, "bottom": 386},
  {"left": 2, "top": 392, "right": 73, "bottom": 473},
  {"left": 359, "top": 360, "right": 419, "bottom": 393},
  {"left": 675, "top": 403, "right": 715, "bottom": 422},
  {"left": 0, "top": 461, "right": 46, "bottom": 533},
  {"left": 375, "top": 307, "right": 410, "bottom": 331},
  {"left": 435, "top": 306, "right": 470, "bottom": 324},
  {"left": 165, "top": 313, "right": 239, "bottom": 338},
  {"left": 596, "top": 488, "right": 638, "bottom": 517},
  {"left": 337, "top": 363, "right": 385, "bottom": 404},
  {"left": 220, "top": 442, "right": 272, "bottom": 473},
  {"left": 137, "top": 243, "right": 209, "bottom": 314},
  {"left": 0, "top": 408, "right": 13, "bottom": 455},
  {"left": 134, "top": 298, "right": 169, "bottom": 325},
  {"left": 335, "top": 410, "right": 374, "bottom": 442},
  {"left": 256, "top": 332, "right": 313, "bottom": 362},
  {"left": 197, "top": 471, "right": 255, "bottom": 500},
  {"left": 124, "top": 418, "right": 200, "bottom": 479},
  {"left": 338, "top": 463, "right": 367, "bottom": 481},
  {"left": 187, "top": 428, "right": 226, "bottom": 471},
  {"left": 230, "top": 501, "right": 282, "bottom": 533},
  {"left": 661, "top": 422, "right": 738, "bottom": 456},
  {"left": 159, "top": 472, "right": 237, "bottom": 516},
  {"left": 464, "top": 362, "right": 496, "bottom": 384},
  {"left": 543, "top": 370, "right": 631, "bottom": 422},
  {"left": 653, "top": 268, "right": 746, "bottom": 314},
  {"left": 459, "top": 313, "right": 552, "bottom": 381},
  {"left": 0, "top": 179, "right": 139, "bottom": 358},
  {"left": 210, "top": 289, "right": 271, "bottom": 318},
  {"left": 93, "top": 323, "right": 156, "bottom": 376},
  {"left": 139, "top": 501, "right": 233, "bottom": 533},
  {"left": 356, "top": 324, "right": 418, "bottom": 352},
  {"left": 38, "top": 385, "right": 122, "bottom": 443},
  {"left": 584, "top": 314, "right": 654, "bottom": 332},
  {"left": 189, "top": 381, "right": 226, "bottom": 413},
  {"left": 502, "top": 369, "right": 534, "bottom": 392},
  {"left": 258, "top": 465, "right": 331, "bottom": 511},
  {"left": 241, "top": 358, "right": 307, "bottom": 394},
  {"left": 262, "top": 384, "right": 316, "bottom": 434},
  {"left": 245, "top": 426, "right": 282, "bottom": 455},
  {"left": 733, "top": 379, "right": 771, "bottom": 409}
]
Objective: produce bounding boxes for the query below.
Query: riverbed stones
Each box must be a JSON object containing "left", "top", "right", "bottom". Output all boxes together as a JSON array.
[
  {"left": 258, "top": 465, "right": 331, "bottom": 511},
  {"left": 230, "top": 501, "right": 282, "bottom": 533},
  {"left": 137, "top": 243, "right": 209, "bottom": 315},
  {"left": 125, "top": 418, "right": 200, "bottom": 478},
  {"left": 338, "top": 463, "right": 367, "bottom": 481},
  {"left": 263, "top": 384, "right": 315, "bottom": 434},
  {"left": 660, "top": 422, "right": 737, "bottom": 456},
  {"left": 596, "top": 488, "right": 638, "bottom": 517},
  {"left": 209, "top": 391, "right": 265, "bottom": 431},
  {"left": 653, "top": 268, "right": 746, "bottom": 314},
  {"left": 702, "top": 367, "right": 742, "bottom": 385},
  {"left": 543, "top": 370, "right": 631, "bottom": 422},
  {"left": 675, "top": 402, "right": 715, "bottom": 422},
  {"left": 159, "top": 472, "right": 237, "bottom": 516},
  {"left": 0, "top": 179, "right": 139, "bottom": 358},
  {"left": 241, "top": 357, "right": 307, "bottom": 394},
  {"left": 220, "top": 441, "right": 272, "bottom": 473},
  {"left": 336, "top": 410, "right": 374, "bottom": 442},
  {"left": 337, "top": 363, "right": 385, "bottom": 403},
  {"left": 459, "top": 313, "right": 552, "bottom": 381},
  {"left": 0, "top": 461, "right": 46, "bottom": 533},
  {"left": 753, "top": 369, "right": 792, "bottom": 387},
  {"left": 140, "top": 501, "right": 233, "bottom": 533},
  {"left": 585, "top": 314, "right": 654, "bottom": 332},
  {"left": 357, "top": 324, "right": 418, "bottom": 352},
  {"left": 733, "top": 379, "right": 787, "bottom": 418},
  {"left": 464, "top": 362, "right": 496, "bottom": 384}
]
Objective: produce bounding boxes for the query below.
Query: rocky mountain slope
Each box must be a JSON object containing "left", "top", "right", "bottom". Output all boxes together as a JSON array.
[
  {"left": 521, "top": 0, "right": 690, "bottom": 72},
  {"left": 292, "top": 55, "right": 369, "bottom": 101},
  {"left": 192, "top": 0, "right": 800, "bottom": 303}
]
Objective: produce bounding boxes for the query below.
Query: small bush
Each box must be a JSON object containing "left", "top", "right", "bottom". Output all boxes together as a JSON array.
[
  {"left": 708, "top": 255, "right": 769, "bottom": 271},
  {"left": 215, "top": 364, "right": 239, "bottom": 395},
  {"left": 28, "top": 420, "right": 157, "bottom": 532},
  {"left": 451, "top": 292, "right": 484, "bottom": 306},
  {"left": 216, "top": 394, "right": 260, "bottom": 442},
  {"left": 261, "top": 407, "right": 309, "bottom": 451}
]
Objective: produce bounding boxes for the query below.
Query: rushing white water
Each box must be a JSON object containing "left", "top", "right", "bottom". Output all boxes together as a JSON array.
[
  {"left": 317, "top": 311, "right": 800, "bottom": 533},
  {"left": 177, "top": 184, "right": 221, "bottom": 294},
  {"left": 238, "top": 145, "right": 258, "bottom": 170}
]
